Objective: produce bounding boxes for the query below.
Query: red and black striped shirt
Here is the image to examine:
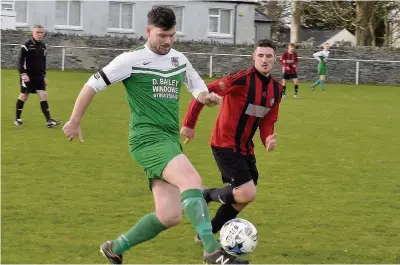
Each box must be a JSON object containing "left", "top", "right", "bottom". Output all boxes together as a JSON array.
[
  {"left": 280, "top": 51, "right": 298, "bottom": 74},
  {"left": 183, "top": 66, "right": 283, "bottom": 155}
]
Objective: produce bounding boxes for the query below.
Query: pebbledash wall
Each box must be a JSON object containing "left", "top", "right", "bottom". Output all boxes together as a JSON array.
[{"left": 2, "top": 30, "right": 400, "bottom": 85}]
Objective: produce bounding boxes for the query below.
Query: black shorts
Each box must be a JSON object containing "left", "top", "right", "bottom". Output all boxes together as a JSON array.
[
  {"left": 20, "top": 74, "right": 46, "bottom": 94},
  {"left": 282, "top": 72, "right": 298, "bottom": 80},
  {"left": 212, "top": 146, "right": 259, "bottom": 187}
]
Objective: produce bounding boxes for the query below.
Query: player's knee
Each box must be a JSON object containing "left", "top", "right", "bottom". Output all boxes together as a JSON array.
[
  {"left": 19, "top": 93, "right": 28, "bottom": 101},
  {"left": 38, "top": 91, "right": 48, "bottom": 101},
  {"left": 156, "top": 209, "right": 182, "bottom": 228},
  {"left": 232, "top": 202, "right": 250, "bottom": 212},
  {"left": 234, "top": 182, "right": 257, "bottom": 203},
  {"left": 162, "top": 154, "right": 203, "bottom": 191},
  {"left": 183, "top": 172, "right": 202, "bottom": 190}
]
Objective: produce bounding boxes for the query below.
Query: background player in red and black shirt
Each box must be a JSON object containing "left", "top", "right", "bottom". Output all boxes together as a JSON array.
[
  {"left": 181, "top": 39, "right": 283, "bottom": 242},
  {"left": 15, "top": 25, "right": 61, "bottom": 128},
  {"left": 280, "top": 42, "right": 299, "bottom": 98}
]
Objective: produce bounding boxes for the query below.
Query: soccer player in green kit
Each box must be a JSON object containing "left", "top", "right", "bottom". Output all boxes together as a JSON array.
[
  {"left": 62, "top": 5, "right": 248, "bottom": 265},
  {"left": 312, "top": 43, "right": 330, "bottom": 91}
]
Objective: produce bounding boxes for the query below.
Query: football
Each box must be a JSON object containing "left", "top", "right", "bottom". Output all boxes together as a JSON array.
[{"left": 219, "top": 218, "right": 258, "bottom": 256}]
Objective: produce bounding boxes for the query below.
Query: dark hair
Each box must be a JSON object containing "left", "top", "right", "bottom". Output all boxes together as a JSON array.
[
  {"left": 147, "top": 5, "right": 176, "bottom": 30},
  {"left": 254, "top": 39, "right": 276, "bottom": 52}
]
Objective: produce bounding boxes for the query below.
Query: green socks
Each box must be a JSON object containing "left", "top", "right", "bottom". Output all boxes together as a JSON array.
[
  {"left": 111, "top": 189, "right": 221, "bottom": 255},
  {"left": 320, "top": 80, "right": 326, "bottom": 90},
  {"left": 181, "top": 189, "right": 221, "bottom": 254},
  {"left": 313, "top": 79, "right": 321, "bottom": 87},
  {"left": 111, "top": 212, "right": 167, "bottom": 255}
]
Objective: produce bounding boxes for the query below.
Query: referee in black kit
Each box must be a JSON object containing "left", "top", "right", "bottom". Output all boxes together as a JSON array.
[{"left": 15, "top": 25, "right": 61, "bottom": 128}]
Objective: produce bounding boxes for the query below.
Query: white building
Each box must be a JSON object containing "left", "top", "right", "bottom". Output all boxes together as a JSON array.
[
  {"left": 1, "top": 0, "right": 273, "bottom": 44},
  {"left": 319, "top": 28, "right": 356, "bottom": 47}
]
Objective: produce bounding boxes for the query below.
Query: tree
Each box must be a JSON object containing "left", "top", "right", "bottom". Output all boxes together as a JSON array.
[
  {"left": 301, "top": 1, "right": 356, "bottom": 31},
  {"left": 300, "top": 1, "right": 400, "bottom": 46},
  {"left": 258, "top": 0, "right": 291, "bottom": 41},
  {"left": 290, "top": 0, "right": 301, "bottom": 44},
  {"left": 381, "top": 2, "right": 400, "bottom": 46}
]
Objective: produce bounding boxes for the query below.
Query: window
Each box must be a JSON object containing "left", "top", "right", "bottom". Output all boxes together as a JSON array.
[
  {"left": 1, "top": 0, "right": 28, "bottom": 25},
  {"left": 208, "top": 8, "right": 232, "bottom": 35},
  {"left": 15, "top": 0, "right": 28, "bottom": 24},
  {"left": 55, "top": 0, "right": 82, "bottom": 28},
  {"left": 1, "top": 1, "right": 13, "bottom": 11},
  {"left": 108, "top": 2, "right": 134, "bottom": 32},
  {"left": 170, "top": 6, "right": 184, "bottom": 33}
]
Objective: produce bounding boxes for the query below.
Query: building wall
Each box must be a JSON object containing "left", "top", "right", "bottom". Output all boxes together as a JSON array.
[
  {"left": 14, "top": 0, "right": 257, "bottom": 44},
  {"left": 235, "top": 3, "right": 256, "bottom": 44},
  {"left": 321, "top": 29, "right": 356, "bottom": 47},
  {"left": 254, "top": 22, "right": 271, "bottom": 41},
  {"left": 0, "top": 10, "right": 16, "bottom": 30}
]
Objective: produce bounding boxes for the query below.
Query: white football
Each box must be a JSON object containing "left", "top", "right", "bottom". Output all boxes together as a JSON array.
[{"left": 219, "top": 218, "right": 258, "bottom": 256}]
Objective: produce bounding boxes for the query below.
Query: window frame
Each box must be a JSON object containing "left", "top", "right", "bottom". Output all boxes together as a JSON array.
[
  {"left": 107, "top": 1, "right": 135, "bottom": 34},
  {"left": 54, "top": 0, "right": 83, "bottom": 31},
  {"left": 15, "top": 0, "right": 28, "bottom": 27},
  {"left": 208, "top": 8, "right": 234, "bottom": 37},
  {"left": 1, "top": 0, "right": 29, "bottom": 27},
  {"left": 1, "top": 1, "right": 14, "bottom": 11},
  {"left": 168, "top": 5, "right": 184, "bottom": 35}
]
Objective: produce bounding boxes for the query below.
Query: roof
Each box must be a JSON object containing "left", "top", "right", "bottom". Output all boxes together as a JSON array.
[
  {"left": 319, "top": 28, "right": 356, "bottom": 46},
  {"left": 300, "top": 29, "right": 342, "bottom": 44},
  {"left": 254, "top": 9, "right": 273, "bottom": 22}
]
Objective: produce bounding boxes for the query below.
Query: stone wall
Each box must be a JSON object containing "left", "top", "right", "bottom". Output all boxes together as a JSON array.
[{"left": 2, "top": 30, "right": 400, "bottom": 85}]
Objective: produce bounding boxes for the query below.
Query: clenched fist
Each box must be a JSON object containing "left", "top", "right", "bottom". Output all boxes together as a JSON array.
[{"left": 180, "top": 126, "right": 195, "bottom": 145}]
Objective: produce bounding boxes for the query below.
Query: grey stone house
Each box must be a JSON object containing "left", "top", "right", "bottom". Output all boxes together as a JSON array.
[{"left": 1, "top": 0, "right": 273, "bottom": 44}]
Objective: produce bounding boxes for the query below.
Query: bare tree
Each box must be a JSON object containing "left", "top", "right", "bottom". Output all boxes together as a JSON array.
[
  {"left": 388, "top": 8, "right": 400, "bottom": 47},
  {"left": 290, "top": 0, "right": 301, "bottom": 43},
  {"left": 301, "top": 1, "right": 356, "bottom": 30},
  {"left": 355, "top": 1, "right": 372, "bottom": 46},
  {"left": 258, "top": 0, "right": 290, "bottom": 40},
  {"left": 383, "top": 2, "right": 400, "bottom": 46},
  {"left": 300, "top": 0, "right": 400, "bottom": 46}
]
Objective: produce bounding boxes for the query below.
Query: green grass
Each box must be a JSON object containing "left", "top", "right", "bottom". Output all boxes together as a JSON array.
[{"left": 1, "top": 68, "right": 400, "bottom": 264}]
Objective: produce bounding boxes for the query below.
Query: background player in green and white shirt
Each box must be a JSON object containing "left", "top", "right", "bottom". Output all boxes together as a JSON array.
[
  {"left": 312, "top": 43, "right": 330, "bottom": 91},
  {"left": 62, "top": 5, "right": 248, "bottom": 265}
]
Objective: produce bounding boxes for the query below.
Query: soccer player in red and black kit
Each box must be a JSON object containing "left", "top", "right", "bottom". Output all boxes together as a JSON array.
[
  {"left": 181, "top": 39, "right": 283, "bottom": 243},
  {"left": 280, "top": 42, "right": 299, "bottom": 98}
]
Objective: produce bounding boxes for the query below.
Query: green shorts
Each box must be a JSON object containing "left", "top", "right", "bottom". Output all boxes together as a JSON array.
[
  {"left": 129, "top": 132, "right": 183, "bottom": 183},
  {"left": 318, "top": 64, "right": 326, "bottom": 75}
]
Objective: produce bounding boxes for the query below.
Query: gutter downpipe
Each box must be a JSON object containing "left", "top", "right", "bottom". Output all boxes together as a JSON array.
[{"left": 234, "top": 3, "right": 238, "bottom": 44}]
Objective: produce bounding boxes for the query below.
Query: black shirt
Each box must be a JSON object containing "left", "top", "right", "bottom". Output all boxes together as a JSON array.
[{"left": 18, "top": 39, "right": 47, "bottom": 76}]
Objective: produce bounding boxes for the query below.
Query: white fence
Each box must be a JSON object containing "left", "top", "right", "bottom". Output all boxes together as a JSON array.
[{"left": 3, "top": 43, "right": 400, "bottom": 85}]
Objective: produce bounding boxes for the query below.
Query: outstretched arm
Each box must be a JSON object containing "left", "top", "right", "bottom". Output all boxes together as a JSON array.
[
  {"left": 181, "top": 70, "right": 248, "bottom": 144},
  {"left": 313, "top": 51, "right": 324, "bottom": 62},
  {"left": 183, "top": 69, "right": 247, "bottom": 129},
  {"left": 62, "top": 52, "right": 134, "bottom": 142}
]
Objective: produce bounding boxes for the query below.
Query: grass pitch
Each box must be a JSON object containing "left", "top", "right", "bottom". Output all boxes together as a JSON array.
[{"left": 1, "top": 68, "right": 400, "bottom": 264}]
